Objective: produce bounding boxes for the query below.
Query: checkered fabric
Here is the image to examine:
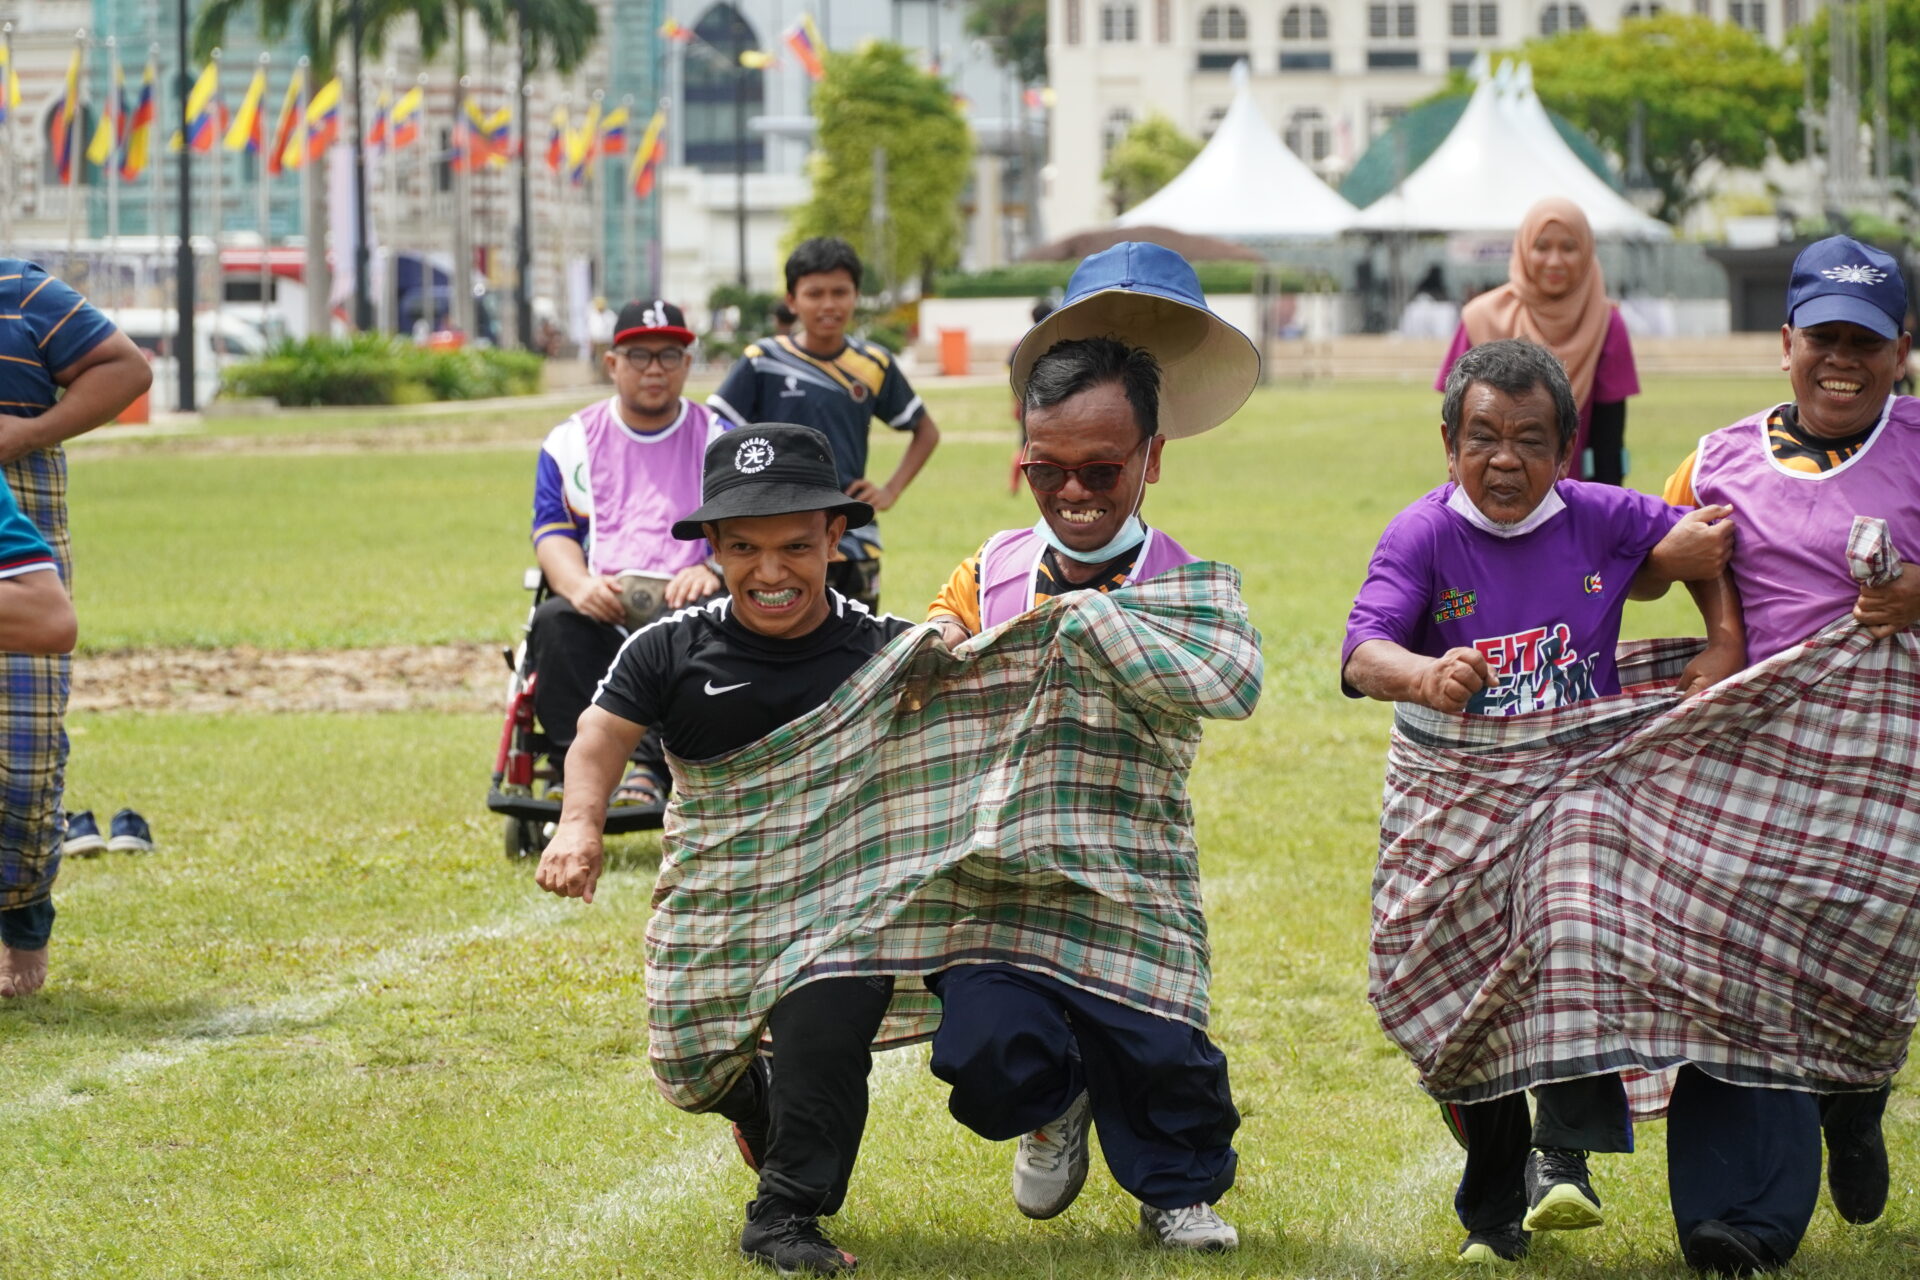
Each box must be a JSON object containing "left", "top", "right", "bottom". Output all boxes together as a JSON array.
[
  {"left": 645, "top": 562, "right": 1262, "bottom": 1111},
  {"left": 1372, "top": 519, "right": 1920, "bottom": 1118},
  {"left": 0, "top": 448, "right": 71, "bottom": 910}
]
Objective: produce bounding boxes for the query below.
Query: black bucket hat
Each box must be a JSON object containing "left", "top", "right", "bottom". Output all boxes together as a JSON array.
[{"left": 671, "top": 423, "right": 874, "bottom": 540}]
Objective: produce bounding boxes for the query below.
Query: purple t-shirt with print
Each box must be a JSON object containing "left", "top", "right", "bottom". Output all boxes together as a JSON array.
[{"left": 1342, "top": 480, "right": 1684, "bottom": 715}]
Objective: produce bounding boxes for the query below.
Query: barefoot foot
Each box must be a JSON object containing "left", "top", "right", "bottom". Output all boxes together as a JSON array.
[{"left": 0, "top": 944, "right": 48, "bottom": 997}]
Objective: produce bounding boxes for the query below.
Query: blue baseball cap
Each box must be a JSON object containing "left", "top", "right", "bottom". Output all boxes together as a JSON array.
[
  {"left": 1786, "top": 236, "right": 1908, "bottom": 339},
  {"left": 1010, "top": 241, "right": 1261, "bottom": 438}
]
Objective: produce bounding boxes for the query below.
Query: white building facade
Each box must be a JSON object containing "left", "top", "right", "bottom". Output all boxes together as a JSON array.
[{"left": 1043, "top": 0, "right": 1824, "bottom": 237}]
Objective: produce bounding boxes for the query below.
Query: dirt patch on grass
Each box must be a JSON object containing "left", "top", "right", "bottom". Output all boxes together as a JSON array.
[{"left": 72, "top": 644, "right": 509, "bottom": 714}]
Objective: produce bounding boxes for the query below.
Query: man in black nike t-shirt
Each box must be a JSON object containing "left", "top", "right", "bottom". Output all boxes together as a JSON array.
[{"left": 536, "top": 423, "right": 913, "bottom": 1276}]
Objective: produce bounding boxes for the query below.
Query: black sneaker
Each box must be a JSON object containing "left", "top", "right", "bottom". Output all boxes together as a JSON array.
[
  {"left": 740, "top": 1198, "right": 856, "bottom": 1275},
  {"left": 1682, "top": 1220, "right": 1777, "bottom": 1276},
  {"left": 1457, "top": 1221, "right": 1530, "bottom": 1264},
  {"left": 1820, "top": 1084, "right": 1890, "bottom": 1225},
  {"left": 1522, "top": 1147, "right": 1603, "bottom": 1231}
]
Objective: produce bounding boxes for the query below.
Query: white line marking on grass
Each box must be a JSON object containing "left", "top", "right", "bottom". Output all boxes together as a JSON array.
[
  {"left": 456, "top": 1024, "right": 934, "bottom": 1276},
  {"left": 3, "top": 892, "right": 580, "bottom": 1120}
]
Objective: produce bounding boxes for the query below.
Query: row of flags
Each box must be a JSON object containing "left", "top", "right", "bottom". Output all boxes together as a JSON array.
[
  {"left": 13, "top": 45, "right": 667, "bottom": 199},
  {"left": 660, "top": 14, "right": 827, "bottom": 82}
]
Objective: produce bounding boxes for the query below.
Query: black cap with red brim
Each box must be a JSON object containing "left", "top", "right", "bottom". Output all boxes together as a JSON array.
[{"left": 614, "top": 298, "right": 696, "bottom": 346}]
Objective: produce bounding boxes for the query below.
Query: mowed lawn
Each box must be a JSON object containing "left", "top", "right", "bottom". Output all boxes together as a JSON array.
[{"left": 3, "top": 376, "right": 1911, "bottom": 1278}]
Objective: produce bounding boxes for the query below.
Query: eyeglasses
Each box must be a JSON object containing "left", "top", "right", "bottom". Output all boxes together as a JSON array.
[
  {"left": 1018, "top": 440, "right": 1147, "bottom": 494},
  {"left": 614, "top": 346, "right": 687, "bottom": 371}
]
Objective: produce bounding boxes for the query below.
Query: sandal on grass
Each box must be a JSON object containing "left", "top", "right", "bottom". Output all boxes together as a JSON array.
[{"left": 610, "top": 765, "right": 667, "bottom": 809}]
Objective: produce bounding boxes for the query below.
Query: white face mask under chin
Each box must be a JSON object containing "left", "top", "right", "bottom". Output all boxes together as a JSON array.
[{"left": 1034, "top": 460, "right": 1151, "bottom": 564}]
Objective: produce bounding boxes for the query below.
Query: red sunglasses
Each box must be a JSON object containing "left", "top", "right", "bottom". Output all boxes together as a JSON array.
[{"left": 1018, "top": 439, "right": 1147, "bottom": 493}]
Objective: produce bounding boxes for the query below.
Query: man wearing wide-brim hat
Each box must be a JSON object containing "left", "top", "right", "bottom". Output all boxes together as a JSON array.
[
  {"left": 926, "top": 241, "right": 1261, "bottom": 1251},
  {"left": 536, "top": 423, "right": 915, "bottom": 1276}
]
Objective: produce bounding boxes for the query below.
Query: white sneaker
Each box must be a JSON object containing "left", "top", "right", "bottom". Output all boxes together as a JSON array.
[
  {"left": 1012, "top": 1090, "right": 1091, "bottom": 1219},
  {"left": 1139, "top": 1201, "right": 1239, "bottom": 1252}
]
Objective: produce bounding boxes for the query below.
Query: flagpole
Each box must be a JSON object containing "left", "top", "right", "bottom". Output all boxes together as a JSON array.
[
  {"left": 452, "top": 73, "right": 473, "bottom": 338},
  {"left": 149, "top": 46, "right": 162, "bottom": 311},
  {"left": 651, "top": 95, "right": 668, "bottom": 298},
  {"left": 66, "top": 29, "right": 87, "bottom": 281},
  {"left": 416, "top": 73, "right": 430, "bottom": 335},
  {"left": 298, "top": 59, "right": 322, "bottom": 341},
  {"left": 621, "top": 94, "right": 637, "bottom": 299},
  {"left": 257, "top": 52, "right": 272, "bottom": 341},
  {"left": 556, "top": 93, "right": 569, "bottom": 356},
  {"left": 591, "top": 89, "right": 606, "bottom": 307},
  {"left": 210, "top": 47, "right": 226, "bottom": 379},
  {"left": 383, "top": 66, "right": 398, "bottom": 334},
  {"left": 105, "top": 38, "right": 120, "bottom": 316}
]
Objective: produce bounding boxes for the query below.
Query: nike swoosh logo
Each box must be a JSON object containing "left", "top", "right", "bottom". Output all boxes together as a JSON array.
[{"left": 704, "top": 680, "right": 751, "bottom": 695}]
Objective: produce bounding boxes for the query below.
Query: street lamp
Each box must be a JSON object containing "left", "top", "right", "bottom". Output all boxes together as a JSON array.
[{"left": 174, "top": 0, "right": 196, "bottom": 412}]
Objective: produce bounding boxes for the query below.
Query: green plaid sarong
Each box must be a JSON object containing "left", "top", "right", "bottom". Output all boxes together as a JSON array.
[{"left": 645, "top": 561, "right": 1262, "bottom": 1111}]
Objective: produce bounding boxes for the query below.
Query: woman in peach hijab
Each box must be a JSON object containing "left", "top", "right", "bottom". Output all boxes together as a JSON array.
[{"left": 1435, "top": 197, "right": 1640, "bottom": 484}]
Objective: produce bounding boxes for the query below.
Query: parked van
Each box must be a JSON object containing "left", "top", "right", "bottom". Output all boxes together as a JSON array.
[{"left": 102, "top": 309, "right": 270, "bottom": 412}]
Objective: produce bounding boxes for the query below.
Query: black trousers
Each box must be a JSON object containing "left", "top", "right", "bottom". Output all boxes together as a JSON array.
[
  {"left": 927, "top": 962, "right": 1239, "bottom": 1209},
  {"left": 1450, "top": 1073, "right": 1633, "bottom": 1230},
  {"left": 525, "top": 596, "right": 665, "bottom": 774},
  {"left": 712, "top": 975, "right": 895, "bottom": 1217},
  {"left": 1585, "top": 398, "right": 1628, "bottom": 486},
  {"left": 1667, "top": 1066, "right": 1820, "bottom": 1266}
]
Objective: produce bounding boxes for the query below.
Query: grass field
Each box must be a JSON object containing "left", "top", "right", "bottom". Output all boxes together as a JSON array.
[{"left": 8, "top": 375, "right": 1914, "bottom": 1278}]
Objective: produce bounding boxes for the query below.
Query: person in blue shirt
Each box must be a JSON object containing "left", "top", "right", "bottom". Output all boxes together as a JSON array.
[{"left": 0, "top": 257, "right": 150, "bottom": 998}]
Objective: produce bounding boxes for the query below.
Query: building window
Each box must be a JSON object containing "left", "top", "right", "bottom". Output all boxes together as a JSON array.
[
  {"left": 1457, "top": 2, "right": 1500, "bottom": 35},
  {"left": 1203, "top": 105, "right": 1229, "bottom": 139},
  {"left": 1196, "top": 51, "right": 1243, "bottom": 70},
  {"left": 1370, "top": 3, "right": 1416, "bottom": 38},
  {"left": 1695, "top": 0, "right": 1711, "bottom": 16},
  {"left": 684, "top": 4, "right": 766, "bottom": 173},
  {"left": 1623, "top": 2, "right": 1667, "bottom": 15},
  {"left": 1281, "top": 4, "right": 1329, "bottom": 39},
  {"left": 1102, "top": 1, "right": 1139, "bottom": 41},
  {"left": 1280, "top": 49, "right": 1333, "bottom": 70},
  {"left": 1067, "top": 0, "right": 1083, "bottom": 44},
  {"left": 1368, "top": 49, "right": 1420, "bottom": 69},
  {"left": 1784, "top": 0, "right": 1801, "bottom": 27},
  {"left": 1448, "top": 49, "right": 1477, "bottom": 68},
  {"left": 1729, "top": 0, "right": 1765, "bottom": 31},
  {"left": 1539, "top": 3, "right": 1590, "bottom": 35},
  {"left": 1284, "top": 107, "right": 1330, "bottom": 162},
  {"left": 1199, "top": 4, "right": 1248, "bottom": 39},
  {"left": 1156, "top": 0, "right": 1171, "bottom": 41},
  {"left": 1103, "top": 108, "right": 1135, "bottom": 155}
]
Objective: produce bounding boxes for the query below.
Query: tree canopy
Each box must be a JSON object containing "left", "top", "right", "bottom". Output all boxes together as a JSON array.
[
  {"left": 1521, "top": 13, "right": 1803, "bottom": 223},
  {"left": 1100, "top": 114, "right": 1200, "bottom": 215},
  {"left": 788, "top": 43, "right": 973, "bottom": 293},
  {"left": 965, "top": 0, "right": 1047, "bottom": 86}
]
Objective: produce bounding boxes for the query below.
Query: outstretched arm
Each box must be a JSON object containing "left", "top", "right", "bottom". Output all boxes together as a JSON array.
[{"left": 534, "top": 706, "right": 647, "bottom": 903}]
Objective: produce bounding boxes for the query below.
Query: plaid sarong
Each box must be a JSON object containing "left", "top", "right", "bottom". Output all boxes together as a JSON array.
[
  {"left": 0, "top": 448, "right": 71, "bottom": 910},
  {"left": 1371, "top": 519, "right": 1920, "bottom": 1117},
  {"left": 645, "top": 562, "right": 1262, "bottom": 1111}
]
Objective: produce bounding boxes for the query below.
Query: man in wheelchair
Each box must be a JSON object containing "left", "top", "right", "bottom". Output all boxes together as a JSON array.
[{"left": 529, "top": 299, "right": 729, "bottom": 807}]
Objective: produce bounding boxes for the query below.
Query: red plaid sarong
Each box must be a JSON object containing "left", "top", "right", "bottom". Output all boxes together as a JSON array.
[{"left": 1371, "top": 519, "right": 1920, "bottom": 1118}]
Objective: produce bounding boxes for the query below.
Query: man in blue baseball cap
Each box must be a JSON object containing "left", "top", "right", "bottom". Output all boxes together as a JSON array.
[
  {"left": 924, "top": 242, "right": 1260, "bottom": 1252},
  {"left": 1634, "top": 234, "right": 1920, "bottom": 1274}
]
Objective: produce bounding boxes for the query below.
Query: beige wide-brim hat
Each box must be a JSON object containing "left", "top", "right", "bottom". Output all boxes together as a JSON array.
[{"left": 1009, "top": 242, "right": 1261, "bottom": 439}]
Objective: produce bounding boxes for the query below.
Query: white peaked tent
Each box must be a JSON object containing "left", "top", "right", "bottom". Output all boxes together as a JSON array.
[
  {"left": 1354, "top": 62, "right": 1669, "bottom": 240},
  {"left": 1116, "top": 62, "right": 1359, "bottom": 238}
]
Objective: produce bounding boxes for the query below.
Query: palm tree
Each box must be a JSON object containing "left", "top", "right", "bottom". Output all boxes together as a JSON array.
[{"left": 194, "top": 0, "right": 597, "bottom": 340}]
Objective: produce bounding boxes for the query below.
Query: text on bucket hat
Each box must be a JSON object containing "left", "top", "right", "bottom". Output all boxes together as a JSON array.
[{"left": 670, "top": 423, "right": 874, "bottom": 541}]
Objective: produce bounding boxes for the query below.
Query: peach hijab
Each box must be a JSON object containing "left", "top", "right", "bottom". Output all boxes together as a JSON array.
[{"left": 1461, "top": 197, "right": 1613, "bottom": 409}]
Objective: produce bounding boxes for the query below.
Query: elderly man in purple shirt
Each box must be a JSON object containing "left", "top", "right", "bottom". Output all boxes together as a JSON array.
[{"left": 1342, "top": 338, "right": 1741, "bottom": 1266}]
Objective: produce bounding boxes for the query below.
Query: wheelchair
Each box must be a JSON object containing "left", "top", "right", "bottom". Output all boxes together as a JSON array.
[{"left": 486, "top": 568, "right": 675, "bottom": 858}]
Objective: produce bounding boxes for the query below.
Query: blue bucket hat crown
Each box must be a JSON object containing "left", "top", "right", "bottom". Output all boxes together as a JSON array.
[
  {"left": 1010, "top": 241, "right": 1261, "bottom": 439},
  {"left": 1787, "top": 236, "right": 1908, "bottom": 339}
]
